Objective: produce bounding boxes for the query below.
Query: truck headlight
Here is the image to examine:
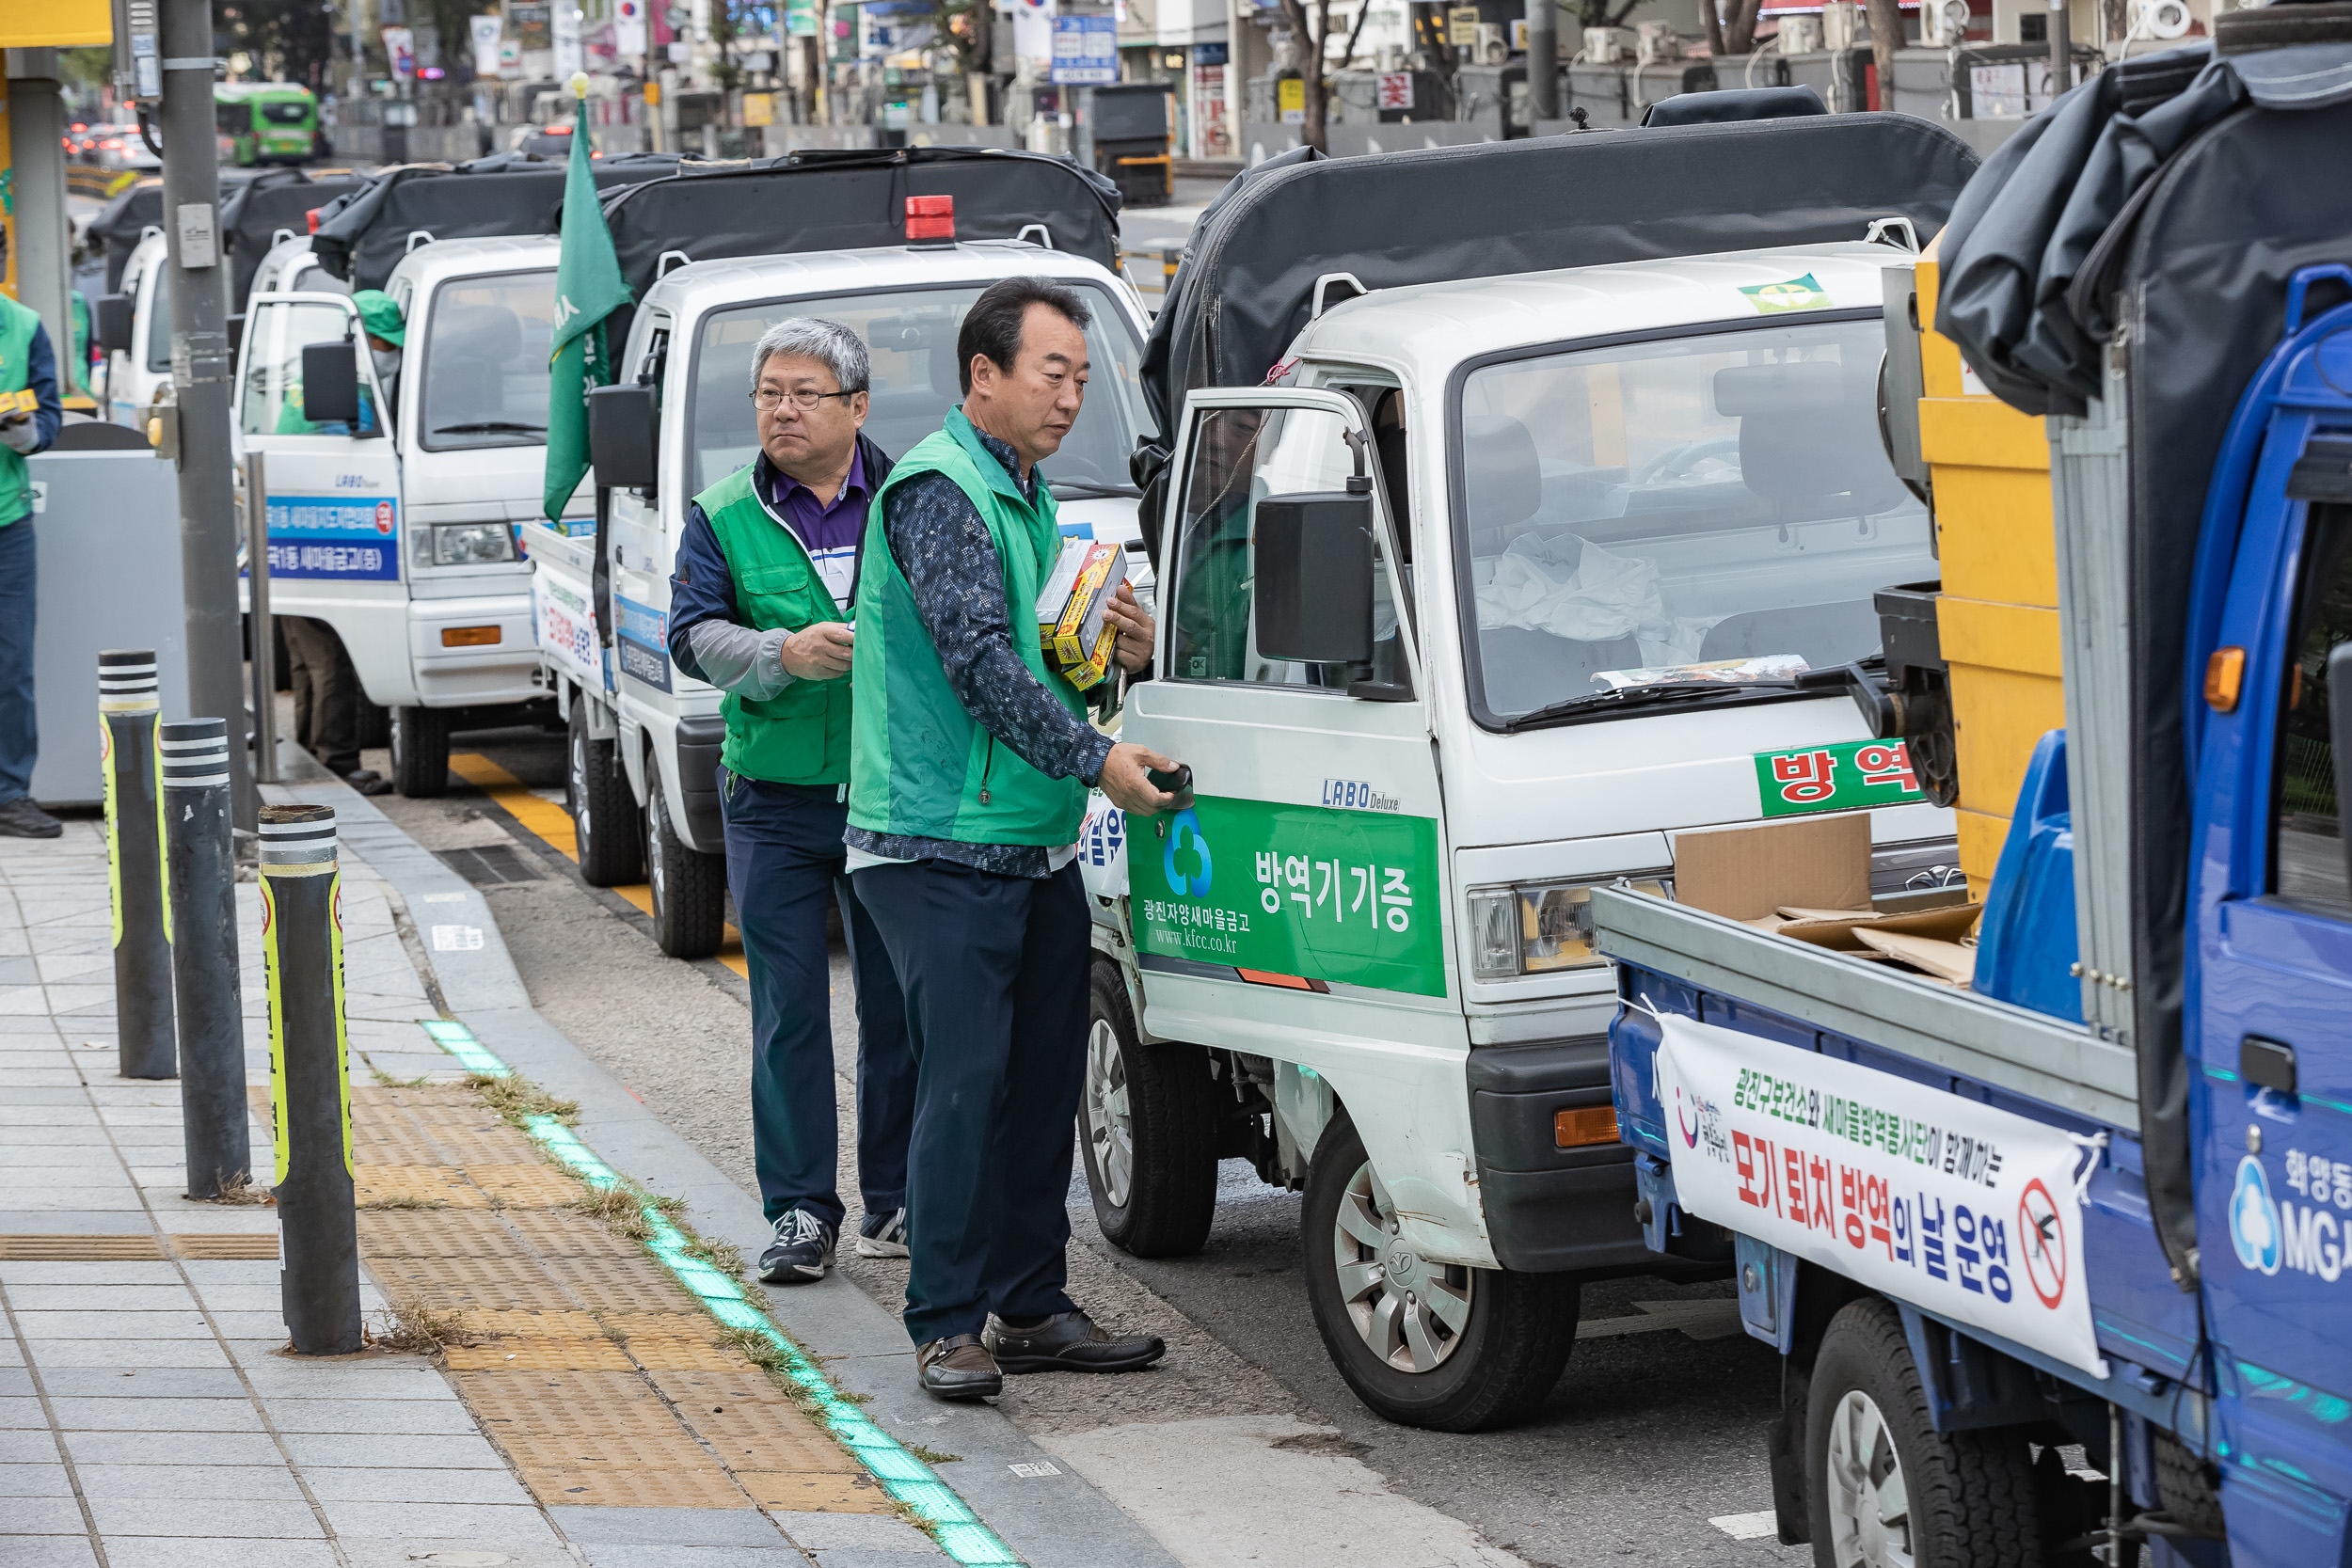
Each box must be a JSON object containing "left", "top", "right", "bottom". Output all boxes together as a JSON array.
[
  {"left": 414, "top": 522, "right": 516, "bottom": 567},
  {"left": 1467, "top": 878, "right": 1672, "bottom": 982}
]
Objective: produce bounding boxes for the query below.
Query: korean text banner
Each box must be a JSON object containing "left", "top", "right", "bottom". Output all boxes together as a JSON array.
[
  {"left": 1128, "top": 794, "right": 1443, "bottom": 997},
  {"left": 1653, "top": 1010, "right": 2106, "bottom": 1377}
]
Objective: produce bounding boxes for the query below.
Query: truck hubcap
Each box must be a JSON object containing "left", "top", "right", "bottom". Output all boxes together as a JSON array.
[
  {"left": 1331, "top": 1160, "right": 1471, "bottom": 1373},
  {"left": 1083, "top": 1021, "right": 1134, "bottom": 1209},
  {"left": 570, "top": 729, "right": 592, "bottom": 843},
  {"left": 1824, "top": 1388, "right": 1914, "bottom": 1568}
]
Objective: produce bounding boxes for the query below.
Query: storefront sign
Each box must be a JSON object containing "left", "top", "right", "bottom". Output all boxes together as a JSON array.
[
  {"left": 1129, "top": 794, "right": 1445, "bottom": 998},
  {"left": 1653, "top": 1010, "right": 2106, "bottom": 1377},
  {"left": 1277, "top": 75, "right": 1304, "bottom": 122}
]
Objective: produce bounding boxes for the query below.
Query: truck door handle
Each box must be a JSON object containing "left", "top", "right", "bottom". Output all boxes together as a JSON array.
[{"left": 2242, "top": 1035, "right": 2298, "bottom": 1096}]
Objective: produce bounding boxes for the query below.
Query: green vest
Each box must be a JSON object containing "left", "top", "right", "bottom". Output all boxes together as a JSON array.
[
  {"left": 695, "top": 462, "right": 854, "bottom": 786},
  {"left": 848, "top": 407, "right": 1087, "bottom": 848},
  {"left": 0, "top": 296, "right": 40, "bottom": 529}
]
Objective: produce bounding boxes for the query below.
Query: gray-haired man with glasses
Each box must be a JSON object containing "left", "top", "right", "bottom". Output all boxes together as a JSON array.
[{"left": 666, "top": 317, "right": 915, "bottom": 1284}]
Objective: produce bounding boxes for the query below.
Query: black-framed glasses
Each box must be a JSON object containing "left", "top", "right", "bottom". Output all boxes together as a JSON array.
[{"left": 750, "top": 388, "right": 858, "bottom": 413}]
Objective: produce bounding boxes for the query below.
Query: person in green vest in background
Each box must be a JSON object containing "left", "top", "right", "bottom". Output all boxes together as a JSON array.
[
  {"left": 665, "top": 318, "right": 916, "bottom": 1286},
  {"left": 0, "top": 237, "right": 68, "bottom": 838},
  {"left": 844, "top": 277, "right": 1172, "bottom": 1399}
]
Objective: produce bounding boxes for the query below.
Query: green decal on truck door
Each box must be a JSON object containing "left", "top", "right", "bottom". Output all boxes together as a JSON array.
[
  {"left": 1753, "top": 737, "right": 1925, "bottom": 817},
  {"left": 1128, "top": 794, "right": 1446, "bottom": 998}
]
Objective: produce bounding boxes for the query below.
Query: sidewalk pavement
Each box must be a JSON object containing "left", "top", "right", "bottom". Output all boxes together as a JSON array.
[{"left": 0, "top": 811, "right": 964, "bottom": 1566}]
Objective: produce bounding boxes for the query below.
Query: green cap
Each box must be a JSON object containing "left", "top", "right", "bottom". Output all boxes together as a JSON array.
[{"left": 353, "top": 289, "right": 405, "bottom": 347}]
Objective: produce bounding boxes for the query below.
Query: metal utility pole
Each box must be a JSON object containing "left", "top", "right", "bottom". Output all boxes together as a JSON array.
[
  {"left": 1524, "top": 0, "right": 1557, "bottom": 121},
  {"left": 2047, "top": 0, "right": 2071, "bottom": 107},
  {"left": 5, "top": 52, "right": 77, "bottom": 397},
  {"left": 157, "top": 0, "right": 255, "bottom": 830}
]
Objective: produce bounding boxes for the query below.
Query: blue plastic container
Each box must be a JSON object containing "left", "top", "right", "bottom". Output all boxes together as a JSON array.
[{"left": 1971, "top": 728, "right": 2081, "bottom": 1022}]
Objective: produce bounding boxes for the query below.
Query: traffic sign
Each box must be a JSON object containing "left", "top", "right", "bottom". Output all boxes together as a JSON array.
[{"left": 1051, "top": 14, "right": 1118, "bottom": 84}]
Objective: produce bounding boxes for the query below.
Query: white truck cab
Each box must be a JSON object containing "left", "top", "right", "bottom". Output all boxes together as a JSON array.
[
  {"left": 101, "top": 230, "right": 170, "bottom": 429},
  {"left": 1082, "top": 239, "right": 1967, "bottom": 1432},
  {"left": 528, "top": 239, "right": 1155, "bottom": 958},
  {"left": 236, "top": 233, "right": 590, "bottom": 787}
]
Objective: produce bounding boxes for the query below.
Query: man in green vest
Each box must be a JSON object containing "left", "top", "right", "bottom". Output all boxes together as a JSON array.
[
  {"left": 667, "top": 317, "right": 915, "bottom": 1285},
  {"left": 0, "top": 270, "right": 66, "bottom": 838},
  {"left": 846, "top": 277, "right": 1175, "bottom": 1399}
]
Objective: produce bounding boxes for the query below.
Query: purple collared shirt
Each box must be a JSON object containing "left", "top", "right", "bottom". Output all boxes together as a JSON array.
[{"left": 757, "top": 446, "right": 868, "bottom": 607}]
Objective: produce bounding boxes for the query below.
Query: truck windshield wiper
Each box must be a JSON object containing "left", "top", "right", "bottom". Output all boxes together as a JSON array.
[
  {"left": 433, "top": 420, "right": 547, "bottom": 435},
  {"left": 1500, "top": 678, "right": 1800, "bottom": 732},
  {"left": 1049, "top": 480, "right": 1143, "bottom": 500}
]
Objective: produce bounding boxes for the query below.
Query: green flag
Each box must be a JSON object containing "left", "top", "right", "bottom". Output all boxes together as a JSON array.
[{"left": 544, "top": 85, "right": 633, "bottom": 525}]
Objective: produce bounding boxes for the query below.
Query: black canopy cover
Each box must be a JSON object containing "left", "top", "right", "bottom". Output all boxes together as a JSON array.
[
  {"left": 1136, "top": 114, "right": 1979, "bottom": 447},
  {"left": 220, "top": 169, "right": 364, "bottom": 311},
  {"left": 310, "top": 153, "right": 688, "bottom": 291},
  {"left": 595, "top": 147, "right": 1123, "bottom": 303},
  {"left": 1935, "top": 12, "right": 2352, "bottom": 1288}
]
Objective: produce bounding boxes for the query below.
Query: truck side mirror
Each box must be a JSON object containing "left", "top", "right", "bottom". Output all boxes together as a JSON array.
[
  {"left": 95, "top": 293, "right": 135, "bottom": 355},
  {"left": 1254, "top": 491, "right": 1375, "bottom": 666},
  {"left": 589, "top": 383, "right": 659, "bottom": 492},
  {"left": 300, "top": 340, "right": 361, "bottom": 427},
  {"left": 2329, "top": 641, "right": 2352, "bottom": 895}
]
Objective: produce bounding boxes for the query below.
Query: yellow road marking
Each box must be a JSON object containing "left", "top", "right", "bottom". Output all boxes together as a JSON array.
[{"left": 447, "top": 752, "right": 746, "bottom": 975}]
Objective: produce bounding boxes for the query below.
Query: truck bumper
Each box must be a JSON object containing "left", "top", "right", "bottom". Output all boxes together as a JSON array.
[
  {"left": 1468, "top": 1035, "right": 1654, "bottom": 1274},
  {"left": 406, "top": 592, "right": 541, "bottom": 708},
  {"left": 674, "top": 714, "right": 726, "bottom": 855}
]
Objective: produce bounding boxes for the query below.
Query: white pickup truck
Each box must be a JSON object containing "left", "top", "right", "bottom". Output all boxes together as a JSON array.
[
  {"left": 1075, "top": 112, "right": 1984, "bottom": 1433},
  {"left": 531, "top": 239, "right": 1155, "bottom": 957},
  {"left": 235, "top": 233, "right": 586, "bottom": 788}
]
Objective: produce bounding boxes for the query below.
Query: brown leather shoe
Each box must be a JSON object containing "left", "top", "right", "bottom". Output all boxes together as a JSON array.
[
  {"left": 984, "top": 1309, "right": 1166, "bottom": 1374},
  {"left": 916, "top": 1333, "right": 1003, "bottom": 1400}
]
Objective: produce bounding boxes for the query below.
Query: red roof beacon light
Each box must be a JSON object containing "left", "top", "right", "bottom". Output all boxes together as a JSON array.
[{"left": 905, "top": 195, "right": 956, "bottom": 245}]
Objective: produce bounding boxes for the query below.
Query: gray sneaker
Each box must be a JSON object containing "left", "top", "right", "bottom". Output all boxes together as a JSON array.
[
  {"left": 757, "top": 1209, "right": 835, "bottom": 1284},
  {"left": 0, "top": 797, "right": 62, "bottom": 838},
  {"left": 855, "top": 1207, "right": 909, "bottom": 1258}
]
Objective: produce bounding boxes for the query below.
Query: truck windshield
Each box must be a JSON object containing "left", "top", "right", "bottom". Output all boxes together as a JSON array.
[
  {"left": 418, "top": 269, "right": 557, "bottom": 451},
  {"left": 688, "top": 281, "right": 1145, "bottom": 496},
  {"left": 1454, "top": 315, "right": 1935, "bottom": 725}
]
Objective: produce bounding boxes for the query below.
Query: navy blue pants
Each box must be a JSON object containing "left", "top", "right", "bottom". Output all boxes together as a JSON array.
[
  {"left": 721, "top": 772, "right": 914, "bottom": 1231},
  {"left": 852, "top": 859, "right": 1089, "bottom": 1346},
  {"left": 0, "top": 519, "right": 37, "bottom": 802}
]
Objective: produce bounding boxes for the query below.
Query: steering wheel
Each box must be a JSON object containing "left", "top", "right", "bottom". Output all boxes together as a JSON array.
[{"left": 1632, "top": 435, "right": 1742, "bottom": 486}]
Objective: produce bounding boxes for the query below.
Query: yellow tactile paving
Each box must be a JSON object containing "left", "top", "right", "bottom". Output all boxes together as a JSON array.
[
  {"left": 447, "top": 752, "right": 750, "bottom": 977},
  {"left": 350, "top": 1080, "right": 887, "bottom": 1513}
]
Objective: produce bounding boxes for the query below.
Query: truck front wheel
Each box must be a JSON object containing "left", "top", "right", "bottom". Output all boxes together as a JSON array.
[
  {"left": 1079, "top": 961, "right": 1218, "bottom": 1258},
  {"left": 1302, "top": 1112, "right": 1578, "bottom": 1432},
  {"left": 1805, "top": 1298, "right": 2043, "bottom": 1568},
  {"left": 568, "top": 701, "right": 644, "bottom": 888},
  {"left": 644, "top": 769, "right": 724, "bottom": 959},
  {"left": 389, "top": 706, "right": 452, "bottom": 798}
]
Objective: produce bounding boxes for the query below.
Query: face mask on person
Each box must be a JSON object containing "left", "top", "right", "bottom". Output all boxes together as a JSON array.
[{"left": 371, "top": 345, "right": 401, "bottom": 387}]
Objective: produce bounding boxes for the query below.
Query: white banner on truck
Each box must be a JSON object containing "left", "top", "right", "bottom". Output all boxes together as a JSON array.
[{"left": 1653, "top": 1010, "right": 2108, "bottom": 1378}]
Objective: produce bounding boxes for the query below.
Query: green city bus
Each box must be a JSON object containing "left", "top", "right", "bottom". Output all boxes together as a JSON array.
[{"left": 215, "top": 83, "right": 318, "bottom": 166}]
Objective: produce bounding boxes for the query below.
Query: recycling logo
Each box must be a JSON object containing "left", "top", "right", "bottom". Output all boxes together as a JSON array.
[
  {"left": 1163, "top": 808, "right": 1212, "bottom": 897},
  {"left": 2231, "top": 1154, "right": 2282, "bottom": 1276}
]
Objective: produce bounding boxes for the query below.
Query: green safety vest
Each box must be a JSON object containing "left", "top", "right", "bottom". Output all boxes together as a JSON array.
[
  {"left": 695, "top": 460, "right": 859, "bottom": 787},
  {"left": 848, "top": 406, "right": 1088, "bottom": 849},
  {"left": 0, "top": 295, "right": 40, "bottom": 528}
]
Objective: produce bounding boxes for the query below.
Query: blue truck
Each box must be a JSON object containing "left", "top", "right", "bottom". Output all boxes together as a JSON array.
[{"left": 1592, "top": 19, "right": 2352, "bottom": 1568}]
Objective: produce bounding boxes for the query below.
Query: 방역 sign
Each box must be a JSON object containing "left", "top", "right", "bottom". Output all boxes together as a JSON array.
[
  {"left": 1129, "top": 795, "right": 1445, "bottom": 998},
  {"left": 1654, "top": 1010, "right": 2106, "bottom": 1376},
  {"left": 1752, "top": 737, "right": 1923, "bottom": 818}
]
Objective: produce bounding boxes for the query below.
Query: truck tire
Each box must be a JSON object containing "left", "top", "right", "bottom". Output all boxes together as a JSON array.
[
  {"left": 567, "top": 701, "right": 644, "bottom": 888},
  {"left": 1079, "top": 961, "right": 1218, "bottom": 1258},
  {"left": 644, "top": 768, "right": 724, "bottom": 959},
  {"left": 1301, "top": 1111, "right": 1578, "bottom": 1432},
  {"left": 389, "top": 705, "right": 452, "bottom": 798},
  {"left": 1805, "top": 1297, "right": 2043, "bottom": 1568},
  {"left": 357, "top": 700, "right": 390, "bottom": 752}
]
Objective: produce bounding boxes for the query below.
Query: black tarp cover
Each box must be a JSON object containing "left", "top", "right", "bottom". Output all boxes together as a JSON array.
[
  {"left": 595, "top": 147, "right": 1123, "bottom": 303},
  {"left": 310, "top": 153, "right": 688, "bottom": 291},
  {"left": 220, "top": 170, "right": 363, "bottom": 312},
  {"left": 1136, "top": 115, "right": 1979, "bottom": 447},
  {"left": 1936, "top": 16, "right": 2352, "bottom": 1288}
]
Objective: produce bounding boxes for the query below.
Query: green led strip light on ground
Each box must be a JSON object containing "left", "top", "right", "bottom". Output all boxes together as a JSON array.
[{"left": 416, "top": 1017, "right": 1022, "bottom": 1566}]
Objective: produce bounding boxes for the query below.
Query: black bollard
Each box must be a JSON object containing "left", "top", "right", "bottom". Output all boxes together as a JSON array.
[
  {"left": 260, "top": 803, "right": 361, "bottom": 1354},
  {"left": 164, "top": 720, "right": 250, "bottom": 1200},
  {"left": 102, "top": 649, "right": 176, "bottom": 1079}
]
